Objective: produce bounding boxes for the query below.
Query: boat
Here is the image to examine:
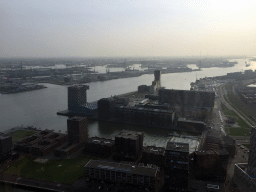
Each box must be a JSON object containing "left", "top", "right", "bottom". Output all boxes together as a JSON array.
[{"left": 125, "top": 67, "right": 139, "bottom": 72}]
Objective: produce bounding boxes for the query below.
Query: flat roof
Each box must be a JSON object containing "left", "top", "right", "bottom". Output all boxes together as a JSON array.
[
  {"left": 178, "top": 118, "right": 205, "bottom": 124},
  {"left": 85, "top": 160, "right": 158, "bottom": 177},
  {"left": 68, "top": 116, "right": 87, "bottom": 121},
  {"left": 165, "top": 141, "right": 189, "bottom": 152},
  {"left": 87, "top": 137, "right": 115, "bottom": 146},
  {"left": 116, "top": 130, "right": 143, "bottom": 140},
  {"left": 143, "top": 146, "right": 165, "bottom": 155}
]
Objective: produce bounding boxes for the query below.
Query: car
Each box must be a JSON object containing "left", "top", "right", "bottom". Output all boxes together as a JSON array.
[{"left": 99, "top": 185, "right": 103, "bottom": 190}]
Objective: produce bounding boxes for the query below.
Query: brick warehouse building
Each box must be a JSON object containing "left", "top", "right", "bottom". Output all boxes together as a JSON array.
[
  {"left": 14, "top": 130, "right": 68, "bottom": 156},
  {"left": 54, "top": 117, "right": 88, "bottom": 157},
  {"left": 67, "top": 116, "right": 88, "bottom": 143}
]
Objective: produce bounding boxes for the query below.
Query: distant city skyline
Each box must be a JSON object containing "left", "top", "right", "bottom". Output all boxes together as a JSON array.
[{"left": 1, "top": 0, "right": 256, "bottom": 58}]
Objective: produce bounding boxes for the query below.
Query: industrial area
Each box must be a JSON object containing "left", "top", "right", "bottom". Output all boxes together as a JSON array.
[{"left": 58, "top": 70, "right": 214, "bottom": 133}]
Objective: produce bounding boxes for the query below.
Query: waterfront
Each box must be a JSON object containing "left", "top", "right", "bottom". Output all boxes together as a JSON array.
[
  {"left": 0, "top": 59, "right": 255, "bottom": 148},
  {"left": 0, "top": 58, "right": 255, "bottom": 191}
]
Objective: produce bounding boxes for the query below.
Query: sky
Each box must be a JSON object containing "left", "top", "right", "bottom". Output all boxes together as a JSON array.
[{"left": 1, "top": 0, "right": 256, "bottom": 58}]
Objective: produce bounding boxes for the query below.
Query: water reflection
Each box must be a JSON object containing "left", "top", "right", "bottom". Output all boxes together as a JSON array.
[{"left": 88, "top": 120, "right": 199, "bottom": 153}]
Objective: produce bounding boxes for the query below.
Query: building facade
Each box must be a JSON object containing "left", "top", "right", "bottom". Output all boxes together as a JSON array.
[
  {"left": 164, "top": 141, "right": 189, "bottom": 192},
  {"left": 68, "top": 85, "right": 97, "bottom": 116},
  {"left": 67, "top": 116, "right": 88, "bottom": 144},
  {"left": 115, "top": 106, "right": 175, "bottom": 127},
  {"left": 248, "top": 127, "right": 256, "bottom": 176},
  {"left": 85, "top": 160, "right": 160, "bottom": 192},
  {"left": 142, "top": 146, "right": 165, "bottom": 167},
  {"left": 0, "top": 132, "right": 12, "bottom": 163},
  {"left": 113, "top": 130, "right": 143, "bottom": 161}
]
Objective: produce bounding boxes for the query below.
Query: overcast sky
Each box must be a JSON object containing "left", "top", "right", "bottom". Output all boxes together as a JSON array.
[{"left": 1, "top": 0, "right": 256, "bottom": 58}]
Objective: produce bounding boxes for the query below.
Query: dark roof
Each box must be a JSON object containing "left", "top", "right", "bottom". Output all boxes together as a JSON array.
[
  {"left": 115, "top": 130, "right": 143, "bottom": 140},
  {"left": 85, "top": 160, "right": 158, "bottom": 177},
  {"left": 68, "top": 116, "right": 86, "bottom": 121}
]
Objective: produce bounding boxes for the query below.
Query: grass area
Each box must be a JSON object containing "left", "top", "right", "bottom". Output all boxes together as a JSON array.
[
  {"left": 236, "top": 117, "right": 250, "bottom": 128},
  {"left": 221, "top": 104, "right": 238, "bottom": 117},
  {"left": 11, "top": 130, "right": 37, "bottom": 144},
  {"left": 224, "top": 82, "right": 254, "bottom": 125},
  {"left": 221, "top": 103, "right": 250, "bottom": 129},
  {"left": 243, "top": 144, "right": 250, "bottom": 149},
  {"left": 228, "top": 127, "right": 250, "bottom": 136},
  {"left": 3, "top": 156, "right": 92, "bottom": 184}
]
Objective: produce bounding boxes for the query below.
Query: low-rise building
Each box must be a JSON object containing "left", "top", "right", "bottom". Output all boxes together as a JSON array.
[
  {"left": 85, "top": 160, "right": 160, "bottom": 192},
  {"left": 14, "top": 130, "right": 68, "bottom": 156}
]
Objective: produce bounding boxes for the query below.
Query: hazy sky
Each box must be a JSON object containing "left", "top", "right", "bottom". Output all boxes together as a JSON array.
[{"left": 1, "top": 0, "right": 256, "bottom": 58}]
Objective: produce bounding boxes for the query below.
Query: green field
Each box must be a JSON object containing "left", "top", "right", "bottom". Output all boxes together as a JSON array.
[
  {"left": 221, "top": 102, "right": 251, "bottom": 137},
  {"left": 221, "top": 104, "right": 238, "bottom": 117},
  {"left": 224, "top": 82, "right": 254, "bottom": 125},
  {"left": 222, "top": 104, "right": 250, "bottom": 128},
  {"left": 11, "top": 130, "right": 37, "bottom": 144},
  {"left": 3, "top": 156, "right": 92, "bottom": 184},
  {"left": 228, "top": 127, "right": 250, "bottom": 136}
]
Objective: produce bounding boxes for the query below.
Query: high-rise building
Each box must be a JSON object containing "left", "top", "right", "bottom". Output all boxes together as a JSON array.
[
  {"left": 164, "top": 141, "right": 189, "bottom": 192},
  {"left": 113, "top": 130, "right": 143, "bottom": 161},
  {"left": 97, "top": 98, "right": 116, "bottom": 119},
  {"left": 68, "top": 85, "right": 89, "bottom": 112},
  {"left": 67, "top": 116, "right": 88, "bottom": 144},
  {"left": 248, "top": 127, "right": 256, "bottom": 176}
]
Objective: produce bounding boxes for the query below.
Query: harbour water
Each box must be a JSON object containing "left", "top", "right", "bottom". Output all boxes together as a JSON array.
[{"left": 0, "top": 59, "right": 255, "bottom": 148}]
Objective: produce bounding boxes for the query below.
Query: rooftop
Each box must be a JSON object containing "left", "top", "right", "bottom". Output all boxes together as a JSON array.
[
  {"left": 85, "top": 160, "right": 158, "bottom": 177},
  {"left": 116, "top": 130, "right": 143, "bottom": 140},
  {"left": 143, "top": 146, "right": 165, "bottom": 155},
  {"left": 68, "top": 116, "right": 87, "bottom": 122},
  {"left": 87, "top": 137, "right": 115, "bottom": 146},
  {"left": 165, "top": 141, "right": 189, "bottom": 152}
]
